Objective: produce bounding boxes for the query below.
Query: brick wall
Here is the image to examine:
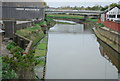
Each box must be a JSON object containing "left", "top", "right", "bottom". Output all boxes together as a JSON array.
[
  {"left": 104, "top": 20, "right": 120, "bottom": 32},
  {"left": 98, "top": 19, "right": 120, "bottom": 32}
]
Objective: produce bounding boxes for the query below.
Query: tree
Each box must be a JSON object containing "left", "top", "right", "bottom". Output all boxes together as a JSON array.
[
  {"left": 100, "top": 6, "right": 108, "bottom": 11},
  {"left": 110, "top": 3, "right": 118, "bottom": 8}
]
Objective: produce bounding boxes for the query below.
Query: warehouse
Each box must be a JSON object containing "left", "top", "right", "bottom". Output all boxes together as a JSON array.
[{"left": 0, "top": 0, "right": 46, "bottom": 38}]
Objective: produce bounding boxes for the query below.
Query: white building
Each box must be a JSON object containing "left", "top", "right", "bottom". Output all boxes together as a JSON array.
[{"left": 106, "top": 7, "right": 120, "bottom": 21}]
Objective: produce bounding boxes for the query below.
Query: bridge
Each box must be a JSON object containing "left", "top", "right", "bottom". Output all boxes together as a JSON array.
[
  {"left": 46, "top": 9, "right": 103, "bottom": 15},
  {"left": 46, "top": 8, "right": 103, "bottom": 18}
]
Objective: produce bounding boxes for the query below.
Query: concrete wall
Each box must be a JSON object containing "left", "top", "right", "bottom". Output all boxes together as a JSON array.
[
  {"left": 97, "top": 27, "right": 120, "bottom": 46},
  {"left": 15, "top": 22, "right": 33, "bottom": 31},
  {"left": 14, "top": 34, "right": 30, "bottom": 50},
  {"left": 3, "top": 21, "right": 16, "bottom": 38},
  {"left": 3, "top": 20, "right": 42, "bottom": 38}
]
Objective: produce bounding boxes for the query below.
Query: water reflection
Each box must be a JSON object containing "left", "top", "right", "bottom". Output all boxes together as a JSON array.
[
  {"left": 98, "top": 39, "right": 120, "bottom": 73},
  {"left": 49, "top": 24, "right": 84, "bottom": 33},
  {"left": 45, "top": 20, "right": 118, "bottom": 79}
]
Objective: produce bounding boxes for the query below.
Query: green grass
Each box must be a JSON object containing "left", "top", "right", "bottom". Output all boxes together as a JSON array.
[
  {"left": 38, "top": 21, "right": 47, "bottom": 26},
  {"left": 86, "top": 19, "right": 98, "bottom": 22},
  {"left": 34, "top": 36, "right": 48, "bottom": 57},
  {"left": 97, "top": 23, "right": 104, "bottom": 27},
  {"left": 34, "top": 36, "right": 48, "bottom": 67},
  {"left": 47, "top": 14, "right": 84, "bottom": 19},
  {"left": 16, "top": 24, "right": 44, "bottom": 46}
]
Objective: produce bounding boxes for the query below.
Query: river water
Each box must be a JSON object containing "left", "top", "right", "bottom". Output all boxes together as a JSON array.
[{"left": 45, "top": 20, "right": 119, "bottom": 79}]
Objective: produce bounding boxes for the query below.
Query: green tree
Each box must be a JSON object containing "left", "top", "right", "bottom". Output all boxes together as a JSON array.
[
  {"left": 110, "top": 3, "right": 118, "bottom": 8},
  {"left": 100, "top": 6, "right": 108, "bottom": 11}
]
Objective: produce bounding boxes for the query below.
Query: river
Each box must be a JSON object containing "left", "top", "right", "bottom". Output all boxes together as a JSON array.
[{"left": 45, "top": 20, "right": 119, "bottom": 79}]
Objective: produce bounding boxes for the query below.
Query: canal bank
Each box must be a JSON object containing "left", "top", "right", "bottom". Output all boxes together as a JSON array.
[
  {"left": 1, "top": 17, "right": 56, "bottom": 79},
  {"left": 45, "top": 19, "right": 118, "bottom": 79},
  {"left": 83, "top": 19, "right": 120, "bottom": 53},
  {"left": 93, "top": 26, "right": 120, "bottom": 53}
]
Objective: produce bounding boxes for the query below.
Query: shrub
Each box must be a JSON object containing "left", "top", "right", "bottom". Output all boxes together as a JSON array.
[
  {"left": 6, "top": 42, "right": 16, "bottom": 50},
  {"left": 2, "top": 62, "right": 17, "bottom": 79}
]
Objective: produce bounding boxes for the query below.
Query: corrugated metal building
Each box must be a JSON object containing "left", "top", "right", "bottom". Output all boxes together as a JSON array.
[
  {"left": 1, "top": 0, "right": 45, "bottom": 21},
  {"left": 0, "top": 0, "right": 46, "bottom": 38}
]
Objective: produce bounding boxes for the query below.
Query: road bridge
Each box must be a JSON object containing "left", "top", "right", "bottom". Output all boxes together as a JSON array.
[{"left": 46, "top": 9, "right": 103, "bottom": 19}]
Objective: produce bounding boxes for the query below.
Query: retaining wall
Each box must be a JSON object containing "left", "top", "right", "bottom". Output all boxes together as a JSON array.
[
  {"left": 98, "top": 19, "right": 120, "bottom": 32},
  {"left": 96, "top": 27, "right": 120, "bottom": 46}
]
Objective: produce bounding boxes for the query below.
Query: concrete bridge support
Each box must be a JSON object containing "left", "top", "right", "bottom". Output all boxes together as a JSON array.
[{"left": 3, "top": 21, "right": 16, "bottom": 39}]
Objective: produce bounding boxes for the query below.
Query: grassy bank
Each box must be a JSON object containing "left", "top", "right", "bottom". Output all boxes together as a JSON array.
[
  {"left": 86, "top": 18, "right": 98, "bottom": 22},
  {"left": 16, "top": 24, "right": 44, "bottom": 46},
  {"left": 2, "top": 18, "right": 55, "bottom": 79},
  {"left": 34, "top": 34, "right": 48, "bottom": 79},
  {"left": 93, "top": 28, "right": 120, "bottom": 53},
  {"left": 47, "top": 14, "right": 84, "bottom": 19}
]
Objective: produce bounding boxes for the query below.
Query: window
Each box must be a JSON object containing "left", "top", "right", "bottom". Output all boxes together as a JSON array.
[
  {"left": 117, "top": 15, "right": 120, "bottom": 18},
  {"left": 109, "top": 15, "right": 116, "bottom": 18}
]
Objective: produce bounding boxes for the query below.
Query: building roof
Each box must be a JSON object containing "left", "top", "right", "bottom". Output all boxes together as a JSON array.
[{"left": 101, "top": 6, "right": 120, "bottom": 14}]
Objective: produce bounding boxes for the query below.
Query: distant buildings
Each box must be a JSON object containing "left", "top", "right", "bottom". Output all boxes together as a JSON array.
[{"left": 98, "top": 6, "right": 120, "bottom": 32}]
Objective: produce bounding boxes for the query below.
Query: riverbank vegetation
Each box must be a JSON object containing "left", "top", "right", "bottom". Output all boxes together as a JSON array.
[
  {"left": 34, "top": 35, "right": 48, "bottom": 78},
  {"left": 86, "top": 19, "right": 98, "bottom": 23},
  {"left": 2, "top": 42, "right": 41, "bottom": 79},
  {"left": 47, "top": 14, "right": 84, "bottom": 19},
  {"left": 2, "top": 17, "right": 55, "bottom": 79},
  {"left": 16, "top": 24, "right": 44, "bottom": 46}
]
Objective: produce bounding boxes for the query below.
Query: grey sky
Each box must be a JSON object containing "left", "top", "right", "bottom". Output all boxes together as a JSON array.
[
  {"left": 45, "top": 0, "right": 119, "bottom": 2},
  {"left": 45, "top": 0, "right": 120, "bottom": 7}
]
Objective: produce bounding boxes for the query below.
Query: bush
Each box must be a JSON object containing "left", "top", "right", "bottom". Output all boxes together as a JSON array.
[
  {"left": 7, "top": 42, "right": 23, "bottom": 54},
  {"left": 6, "top": 42, "right": 16, "bottom": 50},
  {"left": 38, "top": 21, "right": 47, "bottom": 26},
  {"left": 2, "top": 62, "right": 17, "bottom": 79},
  {"left": 10, "top": 46, "right": 23, "bottom": 54}
]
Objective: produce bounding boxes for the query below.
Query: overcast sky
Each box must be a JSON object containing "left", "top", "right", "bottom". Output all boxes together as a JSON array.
[
  {"left": 44, "top": 0, "right": 120, "bottom": 7},
  {"left": 1, "top": 0, "right": 120, "bottom": 7},
  {"left": 44, "top": 0, "right": 119, "bottom": 2}
]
